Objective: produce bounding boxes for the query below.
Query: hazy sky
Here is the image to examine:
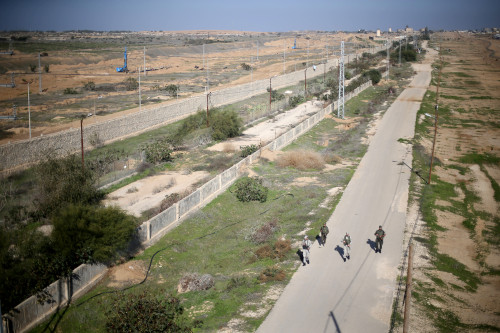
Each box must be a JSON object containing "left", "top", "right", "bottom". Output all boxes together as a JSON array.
[{"left": 0, "top": 0, "right": 498, "bottom": 32}]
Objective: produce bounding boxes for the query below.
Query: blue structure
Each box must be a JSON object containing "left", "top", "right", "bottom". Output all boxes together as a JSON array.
[
  {"left": 292, "top": 38, "right": 297, "bottom": 49},
  {"left": 116, "top": 47, "right": 128, "bottom": 72}
]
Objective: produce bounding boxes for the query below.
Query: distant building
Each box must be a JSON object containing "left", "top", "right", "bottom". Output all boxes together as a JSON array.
[
  {"left": 389, "top": 28, "right": 392, "bottom": 33},
  {"left": 376, "top": 29, "right": 381, "bottom": 37},
  {"left": 405, "top": 26, "right": 414, "bottom": 33}
]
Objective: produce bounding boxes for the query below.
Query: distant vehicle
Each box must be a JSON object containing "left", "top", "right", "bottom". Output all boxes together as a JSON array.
[{"left": 116, "top": 47, "right": 128, "bottom": 72}]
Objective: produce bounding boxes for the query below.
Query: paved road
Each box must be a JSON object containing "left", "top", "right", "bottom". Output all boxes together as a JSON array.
[{"left": 257, "top": 47, "right": 437, "bottom": 333}]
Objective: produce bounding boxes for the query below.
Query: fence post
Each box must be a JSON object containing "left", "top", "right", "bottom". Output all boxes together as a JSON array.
[{"left": 403, "top": 243, "right": 414, "bottom": 333}]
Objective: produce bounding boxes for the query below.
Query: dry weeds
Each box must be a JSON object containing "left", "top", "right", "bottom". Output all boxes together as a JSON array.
[{"left": 277, "top": 149, "right": 325, "bottom": 170}]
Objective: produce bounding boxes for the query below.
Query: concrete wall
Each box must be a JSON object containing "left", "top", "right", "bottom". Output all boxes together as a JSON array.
[
  {"left": 2, "top": 79, "right": 374, "bottom": 332},
  {"left": 0, "top": 44, "right": 385, "bottom": 173}
]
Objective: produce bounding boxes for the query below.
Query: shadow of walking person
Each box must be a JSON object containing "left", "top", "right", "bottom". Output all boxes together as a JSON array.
[
  {"left": 296, "top": 249, "right": 304, "bottom": 264},
  {"left": 367, "top": 238, "right": 377, "bottom": 252},
  {"left": 334, "top": 245, "right": 346, "bottom": 262},
  {"left": 316, "top": 234, "right": 323, "bottom": 247}
]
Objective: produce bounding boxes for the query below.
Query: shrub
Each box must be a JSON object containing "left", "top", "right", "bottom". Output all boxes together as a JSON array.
[
  {"left": 210, "top": 109, "right": 242, "bottom": 141},
  {"left": 178, "top": 273, "right": 215, "bottom": 292},
  {"left": 251, "top": 218, "right": 279, "bottom": 244},
  {"left": 274, "top": 239, "right": 291, "bottom": 259},
  {"left": 84, "top": 81, "right": 96, "bottom": 91},
  {"left": 364, "top": 69, "right": 382, "bottom": 85},
  {"left": 240, "top": 63, "right": 251, "bottom": 71},
  {"left": 106, "top": 291, "right": 196, "bottom": 332},
  {"left": 258, "top": 266, "right": 285, "bottom": 282},
  {"left": 240, "top": 144, "right": 259, "bottom": 158},
  {"left": 44, "top": 64, "right": 50, "bottom": 73},
  {"left": 124, "top": 77, "right": 138, "bottom": 91},
  {"left": 234, "top": 177, "right": 268, "bottom": 202},
  {"left": 267, "top": 88, "right": 284, "bottom": 102},
  {"left": 255, "top": 244, "right": 273, "bottom": 259},
  {"left": 277, "top": 150, "right": 325, "bottom": 170},
  {"left": 63, "top": 87, "right": 78, "bottom": 94},
  {"left": 29, "top": 64, "right": 36, "bottom": 72},
  {"left": 143, "top": 139, "right": 173, "bottom": 164},
  {"left": 289, "top": 95, "right": 305, "bottom": 108},
  {"left": 225, "top": 276, "right": 251, "bottom": 291},
  {"left": 51, "top": 204, "right": 136, "bottom": 263},
  {"left": 164, "top": 84, "right": 179, "bottom": 96}
]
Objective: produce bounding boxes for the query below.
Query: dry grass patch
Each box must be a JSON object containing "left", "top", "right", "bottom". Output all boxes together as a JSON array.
[{"left": 277, "top": 150, "right": 325, "bottom": 170}]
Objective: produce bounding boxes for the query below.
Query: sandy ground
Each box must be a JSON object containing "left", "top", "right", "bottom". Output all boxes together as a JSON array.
[
  {"left": 104, "top": 99, "right": 326, "bottom": 217},
  {"left": 104, "top": 170, "right": 210, "bottom": 217}
]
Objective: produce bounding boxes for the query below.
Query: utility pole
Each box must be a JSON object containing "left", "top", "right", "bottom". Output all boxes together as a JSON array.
[
  {"left": 143, "top": 46, "right": 146, "bottom": 76},
  {"left": 304, "top": 68, "right": 307, "bottom": 97},
  {"left": 38, "top": 52, "right": 42, "bottom": 93},
  {"left": 269, "top": 77, "right": 272, "bottom": 114},
  {"left": 28, "top": 82, "right": 31, "bottom": 139},
  {"left": 428, "top": 47, "right": 442, "bottom": 184},
  {"left": 80, "top": 116, "right": 85, "bottom": 170},
  {"left": 386, "top": 39, "right": 390, "bottom": 79},
  {"left": 257, "top": 40, "right": 259, "bottom": 60},
  {"left": 398, "top": 38, "right": 402, "bottom": 66},
  {"left": 206, "top": 92, "right": 211, "bottom": 127},
  {"left": 138, "top": 67, "right": 141, "bottom": 111},
  {"left": 338, "top": 41, "right": 345, "bottom": 119},
  {"left": 403, "top": 243, "right": 414, "bottom": 333},
  {"left": 283, "top": 40, "right": 286, "bottom": 75}
]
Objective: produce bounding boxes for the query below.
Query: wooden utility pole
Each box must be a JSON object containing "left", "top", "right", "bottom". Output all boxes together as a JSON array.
[
  {"left": 428, "top": 46, "right": 442, "bottom": 184},
  {"left": 403, "top": 243, "right": 414, "bottom": 333}
]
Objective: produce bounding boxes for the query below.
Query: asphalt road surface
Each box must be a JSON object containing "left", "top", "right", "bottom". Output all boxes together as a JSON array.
[{"left": 257, "top": 47, "right": 436, "bottom": 333}]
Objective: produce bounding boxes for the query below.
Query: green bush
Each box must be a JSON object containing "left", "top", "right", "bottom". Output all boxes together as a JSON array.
[
  {"left": 84, "top": 81, "right": 96, "bottom": 91},
  {"left": 164, "top": 84, "right": 179, "bottom": 96},
  {"left": 144, "top": 139, "right": 173, "bottom": 164},
  {"left": 33, "top": 155, "right": 104, "bottom": 219},
  {"left": 240, "top": 144, "right": 259, "bottom": 158},
  {"left": 234, "top": 177, "right": 268, "bottom": 202},
  {"left": 106, "top": 291, "right": 197, "bottom": 332},
  {"left": 210, "top": 109, "right": 242, "bottom": 141},
  {"left": 267, "top": 88, "right": 284, "bottom": 102},
  {"left": 124, "top": 77, "right": 138, "bottom": 91},
  {"left": 241, "top": 63, "right": 251, "bottom": 71},
  {"left": 51, "top": 204, "right": 136, "bottom": 263},
  {"left": 289, "top": 95, "right": 305, "bottom": 108},
  {"left": 63, "top": 87, "right": 78, "bottom": 94},
  {"left": 364, "top": 69, "right": 382, "bottom": 85}
]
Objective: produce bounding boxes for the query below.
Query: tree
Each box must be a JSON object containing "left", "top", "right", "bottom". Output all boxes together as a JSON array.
[
  {"left": 124, "top": 77, "right": 138, "bottom": 91},
  {"left": 51, "top": 204, "right": 137, "bottom": 263},
  {"left": 364, "top": 69, "right": 382, "bottom": 85},
  {"left": 210, "top": 109, "right": 242, "bottom": 141},
  {"left": 164, "top": 84, "right": 179, "bottom": 96},
  {"left": 33, "top": 154, "right": 104, "bottom": 219}
]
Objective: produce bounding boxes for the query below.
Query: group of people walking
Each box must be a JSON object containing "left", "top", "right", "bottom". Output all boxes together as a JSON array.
[{"left": 301, "top": 224, "right": 386, "bottom": 266}]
